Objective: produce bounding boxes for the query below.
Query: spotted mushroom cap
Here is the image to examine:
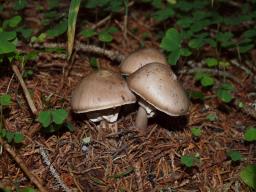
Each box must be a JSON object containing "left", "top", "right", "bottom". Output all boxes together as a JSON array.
[
  {"left": 71, "top": 70, "right": 136, "bottom": 113},
  {"left": 120, "top": 48, "right": 167, "bottom": 75},
  {"left": 127, "top": 63, "right": 190, "bottom": 116}
]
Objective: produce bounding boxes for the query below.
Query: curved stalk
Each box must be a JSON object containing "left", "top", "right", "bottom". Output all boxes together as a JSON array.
[{"left": 135, "top": 106, "right": 148, "bottom": 130}]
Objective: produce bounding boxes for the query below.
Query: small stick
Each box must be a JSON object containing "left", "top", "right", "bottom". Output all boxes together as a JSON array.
[
  {"left": 0, "top": 137, "right": 48, "bottom": 192},
  {"left": 12, "top": 65, "right": 38, "bottom": 115},
  {"left": 76, "top": 43, "right": 125, "bottom": 62},
  {"left": 31, "top": 42, "right": 125, "bottom": 62},
  {"left": 39, "top": 146, "right": 72, "bottom": 192}
]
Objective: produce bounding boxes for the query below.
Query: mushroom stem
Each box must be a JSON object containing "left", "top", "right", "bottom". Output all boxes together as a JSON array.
[{"left": 135, "top": 106, "right": 148, "bottom": 130}]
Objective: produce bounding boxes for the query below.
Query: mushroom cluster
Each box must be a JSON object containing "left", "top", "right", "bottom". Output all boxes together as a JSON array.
[{"left": 71, "top": 48, "right": 190, "bottom": 132}]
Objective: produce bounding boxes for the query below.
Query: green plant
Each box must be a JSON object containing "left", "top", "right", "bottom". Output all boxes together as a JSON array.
[
  {"left": 206, "top": 113, "right": 218, "bottom": 121},
  {"left": 67, "top": 0, "right": 81, "bottom": 60},
  {"left": 188, "top": 90, "right": 205, "bottom": 101},
  {"left": 216, "top": 83, "right": 235, "bottom": 103},
  {"left": 244, "top": 127, "right": 256, "bottom": 142},
  {"left": 160, "top": 28, "right": 189, "bottom": 65},
  {"left": 240, "top": 164, "right": 256, "bottom": 190},
  {"left": 81, "top": 26, "right": 119, "bottom": 44},
  {"left": 0, "top": 94, "right": 25, "bottom": 144},
  {"left": 227, "top": 150, "right": 243, "bottom": 162},
  {"left": 191, "top": 127, "right": 202, "bottom": 137},
  {"left": 180, "top": 154, "right": 200, "bottom": 168},
  {"left": 37, "top": 108, "right": 69, "bottom": 132},
  {"left": 0, "top": 94, "right": 12, "bottom": 128},
  {"left": 195, "top": 72, "right": 215, "bottom": 87}
]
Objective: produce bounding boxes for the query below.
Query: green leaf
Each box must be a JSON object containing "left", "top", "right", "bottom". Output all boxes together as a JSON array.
[
  {"left": 0, "top": 94, "right": 12, "bottom": 106},
  {"left": 188, "top": 90, "right": 205, "bottom": 101},
  {"left": 194, "top": 72, "right": 205, "bottom": 81},
  {"left": 14, "top": 0, "right": 27, "bottom": 10},
  {"left": 181, "top": 155, "right": 199, "bottom": 167},
  {"left": 227, "top": 150, "right": 242, "bottom": 162},
  {"left": 21, "top": 187, "right": 37, "bottom": 192},
  {"left": 14, "top": 132, "right": 25, "bottom": 143},
  {"left": 47, "top": 0, "right": 60, "bottom": 10},
  {"left": 201, "top": 75, "right": 214, "bottom": 87},
  {"left": 216, "top": 82, "right": 235, "bottom": 103},
  {"left": 98, "top": 33, "right": 113, "bottom": 42},
  {"left": 160, "top": 28, "right": 181, "bottom": 52},
  {"left": 167, "top": 49, "right": 180, "bottom": 65},
  {"left": 205, "top": 58, "right": 218, "bottom": 68},
  {"left": 52, "top": 109, "right": 68, "bottom": 125},
  {"left": 38, "top": 33, "right": 47, "bottom": 42},
  {"left": 218, "top": 61, "right": 230, "bottom": 69},
  {"left": 177, "top": 18, "right": 192, "bottom": 28},
  {"left": 152, "top": 7, "right": 174, "bottom": 21},
  {"left": 6, "top": 16, "right": 22, "bottom": 28},
  {"left": 220, "top": 82, "right": 235, "bottom": 90},
  {"left": 103, "top": 26, "right": 119, "bottom": 34},
  {"left": 188, "top": 38, "right": 205, "bottom": 49},
  {"left": 89, "top": 57, "right": 99, "bottom": 69},
  {"left": 215, "top": 32, "right": 233, "bottom": 43},
  {"left": 216, "top": 89, "right": 233, "bottom": 103},
  {"left": 240, "top": 164, "right": 256, "bottom": 189},
  {"left": 80, "top": 29, "right": 96, "bottom": 38},
  {"left": 180, "top": 48, "right": 192, "bottom": 57},
  {"left": 244, "top": 127, "right": 256, "bottom": 142},
  {"left": 67, "top": 0, "right": 81, "bottom": 60},
  {"left": 0, "top": 40, "right": 16, "bottom": 54},
  {"left": 47, "top": 19, "right": 68, "bottom": 37},
  {"left": 191, "top": 127, "right": 202, "bottom": 137},
  {"left": 38, "top": 111, "right": 51, "bottom": 127},
  {"left": 207, "top": 113, "right": 217, "bottom": 121},
  {"left": 239, "top": 44, "right": 254, "bottom": 53},
  {"left": 190, "top": 20, "right": 210, "bottom": 33},
  {"left": 19, "top": 28, "right": 33, "bottom": 39},
  {"left": 5, "top": 131, "right": 14, "bottom": 143},
  {"left": 204, "top": 38, "right": 217, "bottom": 47},
  {"left": 0, "top": 31, "right": 17, "bottom": 41},
  {"left": 242, "top": 28, "right": 256, "bottom": 38},
  {"left": 0, "top": 129, "right": 7, "bottom": 137}
]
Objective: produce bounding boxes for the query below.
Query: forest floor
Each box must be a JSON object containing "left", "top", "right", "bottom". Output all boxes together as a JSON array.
[{"left": 0, "top": 1, "right": 256, "bottom": 192}]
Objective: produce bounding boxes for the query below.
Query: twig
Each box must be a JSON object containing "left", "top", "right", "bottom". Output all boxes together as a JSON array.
[
  {"left": 5, "top": 73, "right": 15, "bottom": 94},
  {"left": 0, "top": 137, "right": 48, "bottom": 192},
  {"left": 179, "top": 67, "right": 242, "bottom": 85},
  {"left": 39, "top": 146, "right": 72, "bottom": 192},
  {"left": 12, "top": 65, "right": 38, "bottom": 115},
  {"left": 91, "top": 14, "right": 112, "bottom": 30},
  {"left": 31, "top": 42, "right": 125, "bottom": 62},
  {"left": 76, "top": 43, "right": 125, "bottom": 62},
  {"left": 230, "top": 59, "right": 253, "bottom": 75}
]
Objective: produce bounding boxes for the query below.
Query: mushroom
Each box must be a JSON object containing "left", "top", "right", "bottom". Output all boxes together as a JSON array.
[
  {"left": 127, "top": 62, "right": 190, "bottom": 130},
  {"left": 71, "top": 70, "right": 136, "bottom": 131},
  {"left": 120, "top": 48, "right": 168, "bottom": 76}
]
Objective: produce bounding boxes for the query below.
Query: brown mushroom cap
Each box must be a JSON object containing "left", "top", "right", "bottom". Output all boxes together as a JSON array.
[
  {"left": 120, "top": 48, "right": 167, "bottom": 75},
  {"left": 127, "top": 63, "right": 190, "bottom": 116},
  {"left": 71, "top": 70, "right": 136, "bottom": 113}
]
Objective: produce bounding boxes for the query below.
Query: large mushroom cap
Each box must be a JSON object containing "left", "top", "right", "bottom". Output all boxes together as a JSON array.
[
  {"left": 71, "top": 70, "right": 136, "bottom": 113},
  {"left": 120, "top": 48, "right": 167, "bottom": 75},
  {"left": 127, "top": 63, "right": 190, "bottom": 116}
]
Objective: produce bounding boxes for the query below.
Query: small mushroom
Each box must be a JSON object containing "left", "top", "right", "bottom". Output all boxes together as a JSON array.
[
  {"left": 120, "top": 48, "right": 167, "bottom": 76},
  {"left": 127, "top": 62, "right": 190, "bottom": 130},
  {"left": 71, "top": 70, "right": 136, "bottom": 131}
]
